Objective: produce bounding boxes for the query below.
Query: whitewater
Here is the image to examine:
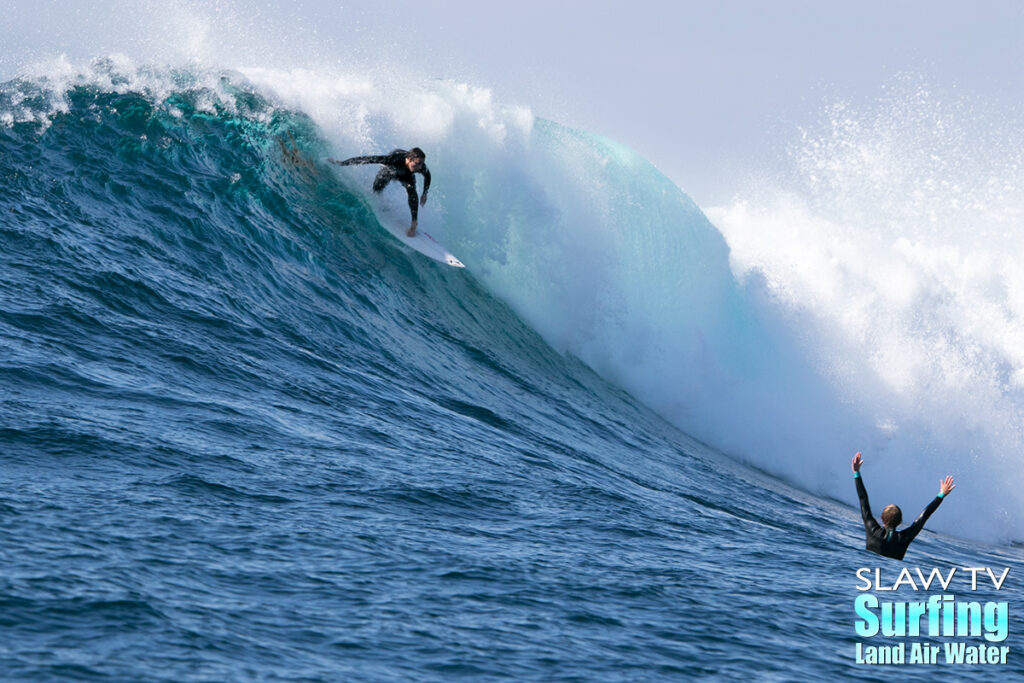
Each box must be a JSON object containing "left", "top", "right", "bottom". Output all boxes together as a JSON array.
[
  {"left": 234, "top": 63, "right": 1021, "bottom": 543},
  {"left": 1, "top": 51, "right": 1022, "bottom": 680}
]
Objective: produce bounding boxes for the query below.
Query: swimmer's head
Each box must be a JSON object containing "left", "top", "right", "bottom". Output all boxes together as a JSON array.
[{"left": 881, "top": 504, "right": 902, "bottom": 528}]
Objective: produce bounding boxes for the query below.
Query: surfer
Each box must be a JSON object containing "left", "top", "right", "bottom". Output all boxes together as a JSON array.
[
  {"left": 328, "top": 148, "right": 431, "bottom": 237},
  {"left": 851, "top": 452, "right": 955, "bottom": 560}
]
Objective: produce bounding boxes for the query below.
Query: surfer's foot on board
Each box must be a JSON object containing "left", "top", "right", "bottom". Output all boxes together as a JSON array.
[{"left": 407, "top": 221, "right": 418, "bottom": 237}]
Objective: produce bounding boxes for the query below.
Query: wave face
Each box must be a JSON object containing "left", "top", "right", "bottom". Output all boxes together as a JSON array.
[
  {"left": 2, "top": 60, "right": 1023, "bottom": 681},
  {"left": 232, "top": 65, "right": 1022, "bottom": 543}
]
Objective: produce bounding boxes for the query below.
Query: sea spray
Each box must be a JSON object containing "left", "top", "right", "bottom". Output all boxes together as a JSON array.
[
  {"left": 710, "top": 78, "right": 1024, "bottom": 541},
  {"left": 5, "top": 59, "right": 1020, "bottom": 541}
]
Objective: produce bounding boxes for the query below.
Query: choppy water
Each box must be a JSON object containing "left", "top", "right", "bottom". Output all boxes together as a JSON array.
[{"left": 1, "top": 66, "right": 1021, "bottom": 681}]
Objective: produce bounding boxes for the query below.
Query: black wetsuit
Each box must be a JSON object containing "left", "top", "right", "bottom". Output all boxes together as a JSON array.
[
  {"left": 334, "top": 150, "right": 431, "bottom": 222},
  {"left": 855, "top": 473, "right": 944, "bottom": 560}
]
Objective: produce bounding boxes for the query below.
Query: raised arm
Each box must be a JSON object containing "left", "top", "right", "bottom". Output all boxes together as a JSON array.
[
  {"left": 903, "top": 476, "right": 954, "bottom": 541},
  {"left": 852, "top": 452, "right": 880, "bottom": 533}
]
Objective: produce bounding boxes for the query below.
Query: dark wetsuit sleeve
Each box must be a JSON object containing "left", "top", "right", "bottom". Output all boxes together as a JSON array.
[
  {"left": 855, "top": 476, "right": 881, "bottom": 534},
  {"left": 421, "top": 166, "right": 431, "bottom": 196},
  {"left": 901, "top": 496, "right": 944, "bottom": 543},
  {"left": 334, "top": 155, "right": 391, "bottom": 166}
]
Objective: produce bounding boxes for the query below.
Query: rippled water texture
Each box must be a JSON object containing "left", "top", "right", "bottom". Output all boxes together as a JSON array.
[{"left": 1, "top": 73, "right": 1021, "bottom": 681}]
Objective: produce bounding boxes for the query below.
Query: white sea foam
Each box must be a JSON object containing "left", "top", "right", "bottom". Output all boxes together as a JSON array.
[
  {"left": 276, "top": 67, "right": 1023, "bottom": 542},
  {"left": 709, "top": 80, "right": 1024, "bottom": 541},
  {"left": 5, "top": 37, "right": 1020, "bottom": 541},
  {"left": 236, "top": 64, "right": 861, "bottom": 519}
]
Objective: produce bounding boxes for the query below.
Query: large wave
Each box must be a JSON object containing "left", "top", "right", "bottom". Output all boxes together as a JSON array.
[
  {"left": 3, "top": 58, "right": 1019, "bottom": 542},
  {"left": 709, "top": 79, "right": 1024, "bottom": 542},
  {"left": 242, "top": 64, "right": 1023, "bottom": 541}
]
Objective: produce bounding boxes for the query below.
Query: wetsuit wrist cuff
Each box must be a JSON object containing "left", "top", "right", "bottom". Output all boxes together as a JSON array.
[
  {"left": 937, "top": 492, "right": 945, "bottom": 499},
  {"left": 853, "top": 472, "right": 861, "bottom": 479}
]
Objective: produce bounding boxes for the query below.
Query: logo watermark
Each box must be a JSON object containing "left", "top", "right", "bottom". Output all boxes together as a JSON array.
[{"left": 853, "top": 567, "right": 1011, "bottom": 665}]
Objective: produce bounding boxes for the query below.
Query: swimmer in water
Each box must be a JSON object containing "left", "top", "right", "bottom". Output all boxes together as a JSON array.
[{"left": 851, "top": 451, "right": 955, "bottom": 560}]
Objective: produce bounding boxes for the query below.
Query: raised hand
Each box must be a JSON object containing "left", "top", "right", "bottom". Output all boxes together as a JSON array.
[
  {"left": 852, "top": 452, "right": 863, "bottom": 473},
  {"left": 940, "top": 476, "right": 955, "bottom": 496}
]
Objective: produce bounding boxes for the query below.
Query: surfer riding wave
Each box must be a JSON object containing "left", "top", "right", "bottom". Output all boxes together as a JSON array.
[{"left": 329, "top": 148, "right": 430, "bottom": 237}]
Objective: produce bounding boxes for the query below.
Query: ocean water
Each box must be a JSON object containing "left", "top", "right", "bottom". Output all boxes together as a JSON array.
[{"left": 1, "top": 61, "right": 1022, "bottom": 681}]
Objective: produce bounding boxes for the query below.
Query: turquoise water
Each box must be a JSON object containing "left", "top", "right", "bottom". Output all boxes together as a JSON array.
[{"left": 1, "top": 71, "right": 1021, "bottom": 681}]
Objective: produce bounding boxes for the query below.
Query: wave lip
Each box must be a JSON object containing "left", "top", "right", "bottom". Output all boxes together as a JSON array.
[{"left": 3, "top": 58, "right": 1019, "bottom": 542}]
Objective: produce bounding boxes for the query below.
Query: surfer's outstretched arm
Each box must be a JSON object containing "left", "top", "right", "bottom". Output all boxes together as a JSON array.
[
  {"left": 328, "top": 155, "right": 391, "bottom": 166},
  {"left": 852, "top": 453, "right": 881, "bottom": 534},
  {"left": 903, "top": 476, "right": 954, "bottom": 541}
]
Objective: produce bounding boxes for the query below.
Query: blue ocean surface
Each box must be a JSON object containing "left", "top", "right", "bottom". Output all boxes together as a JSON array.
[{"left": 1, "top": 66, "right": 1022, "bottom": 681}]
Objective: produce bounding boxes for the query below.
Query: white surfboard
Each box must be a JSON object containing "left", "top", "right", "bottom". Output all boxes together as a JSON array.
[{"left": 371, "top": 203, "right": 465, "bottom": 268}]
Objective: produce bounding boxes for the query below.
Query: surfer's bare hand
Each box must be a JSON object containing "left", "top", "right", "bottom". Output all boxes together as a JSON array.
[
  {"left": 407, "top": 221, "right": 417, "bottom": 237},
  {"left": 939, "top": 476, "right": 955, "bottom": 496},
  {"left": 852, "top": 452, "right": 863, "bottom": 472},
  {"left": 420, "top": 193, "right": 428, "bottom": 207}
]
